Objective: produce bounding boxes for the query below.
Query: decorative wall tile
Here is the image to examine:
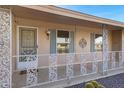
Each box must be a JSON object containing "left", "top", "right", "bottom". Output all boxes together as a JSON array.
[
  {"left": 20, "top": 55, "right": 37, "bottom": 62},
  {"left": 0, "top": 8, "right": 11, "bottom": 88},
  {"left": 49, "top": 54, "right": 57, "bottom": 81}
]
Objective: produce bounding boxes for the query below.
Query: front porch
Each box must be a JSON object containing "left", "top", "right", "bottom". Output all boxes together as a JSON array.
[
  {"left": 1, "top": 5, "right": 124, "bottom": 88},
  {"left": 12, "top": 51, "right": 124, "bottom": 88}
]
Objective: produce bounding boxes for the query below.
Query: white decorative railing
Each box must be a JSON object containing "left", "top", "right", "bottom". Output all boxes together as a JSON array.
[
  {"left": 12, "top": 51, "right": 124, "bottom": 88},
  {"left": 49, "top": 54, "right": 57, "bottom": 81}
]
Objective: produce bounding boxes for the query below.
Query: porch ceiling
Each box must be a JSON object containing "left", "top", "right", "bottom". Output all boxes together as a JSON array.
[{"left": 11, "top": 5, "right": 122, "bottom": 30}]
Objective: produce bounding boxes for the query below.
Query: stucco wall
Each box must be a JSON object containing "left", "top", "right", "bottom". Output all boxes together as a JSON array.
[
  {"left": 75, "top": 26, "right": 102, "bottom": 53},
  {"left": 111, "top": 30, "right": 122, "bottom": 51},
  {"left": 12, "top": 17, "right": 111, "bottom": 70},
  {"left": 13, "top": 17, "right": 103, "bottom": 54}
]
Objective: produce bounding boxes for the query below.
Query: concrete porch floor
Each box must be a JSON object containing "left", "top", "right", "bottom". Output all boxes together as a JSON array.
[{"left": 12, "top": 62, "right": 123, "bottom": 88}]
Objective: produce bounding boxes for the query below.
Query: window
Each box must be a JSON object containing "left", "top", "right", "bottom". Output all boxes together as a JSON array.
[
  {"left": 50, "top": 29, "right": 74, "bottom": 54},
  {"left": 57, "top": 30, "right": 70, "bottom": 53},
  {"left": 95, "top": 34, "right": 102, "bottom": 51},
  {"left": 90, "top": 33, "right": 102, "bottom": 52}
]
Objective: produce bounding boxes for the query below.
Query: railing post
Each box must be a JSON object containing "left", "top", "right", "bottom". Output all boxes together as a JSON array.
[
  {"left": 122, "top": 52, "right": 124, "bottom": 67},
  {"left": 26, "top": 55, "right": 38, "bottom": 85},
  {"left": 102, "top": 24, "right": 109, "bottom": 75},
  {"left": 66, "top": 54, "right": 74, "bottom": 83},
  {"left": 49, "top": 54, "right": 57, "bottom": 81},
  {"left": 112, "top": 52, "right": 116, "bottom": 69},
  {"left": 93, "top": 52, "right": 97, "bottom": 73},
  {"left": 0, "top": 8, "right": 12, "bottom": 88},
  {"left": 119, "top": 51, "right": 123, "bottom": 67},
  {"left": 80, "top": 54, "right": 87, "bottom": 75}
]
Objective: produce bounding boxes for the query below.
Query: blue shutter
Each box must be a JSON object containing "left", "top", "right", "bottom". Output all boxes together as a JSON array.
[
  {"left": 90, "top": 33, "right": 95, "bottom": 52},
  {"left": 50, "top": 29, "right": 56, "bottom": 54},
  {"left": 69, "top": 31, "right": 74, "bottom": 53}
]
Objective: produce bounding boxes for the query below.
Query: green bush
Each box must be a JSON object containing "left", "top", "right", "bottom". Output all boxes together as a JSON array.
[
  {"left": 85, "top": 80, "right": 105, "bottom": 88},
  {"left": 90, "top": 80, "right": 99, "bottom": 88},
  {"left": 97, "top": 84, "right": 105, "bottom": 88},
  {"left": 85, "top": 83, "right": 95, "bottom": 88}
]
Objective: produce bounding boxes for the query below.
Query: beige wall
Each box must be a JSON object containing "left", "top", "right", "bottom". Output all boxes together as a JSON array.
[
  {"left": 111, "top": 30, "right": 122, "bottom": 51},
  {"left": 13, "top": 17, "right": 103, "bottom": 55},
  {"left": 13, "top": 16, "right": 124, "bottom": 70},
  {"left": 75, "top": 26, "right": 102, "bottom": 52}
]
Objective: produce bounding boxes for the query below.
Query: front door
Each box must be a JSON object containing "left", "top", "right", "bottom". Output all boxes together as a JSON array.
[{"left": 17, "top": 27, "right": 38, "bottom": 69}]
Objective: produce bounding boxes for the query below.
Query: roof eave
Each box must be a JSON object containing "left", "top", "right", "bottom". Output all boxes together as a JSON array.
[{"left": 18, "top": 5, "right": 124, "bottom": 28}]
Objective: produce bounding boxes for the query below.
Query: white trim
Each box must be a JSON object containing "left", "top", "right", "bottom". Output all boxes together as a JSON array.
[{"left": 16, "top": 25, "right": 39, "bottom": 70}]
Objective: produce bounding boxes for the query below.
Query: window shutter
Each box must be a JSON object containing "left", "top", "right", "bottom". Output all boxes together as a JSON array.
[
  {"left": 69, "top": 31, "right": 74, "bottom": 53},
  {"left": 90, "top": 33, "right": 95, "bottom": 52},
  {"left": 50, "top": 29, "right": 56, "bottom": 54}
]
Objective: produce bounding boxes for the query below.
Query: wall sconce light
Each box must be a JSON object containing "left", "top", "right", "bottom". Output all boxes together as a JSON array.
[{"left": 46, "top": 30, "right": 50, "bottom": 40}]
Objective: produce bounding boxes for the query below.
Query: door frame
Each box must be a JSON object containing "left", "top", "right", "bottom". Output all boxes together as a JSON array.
[{"left": 17, "top": 25, "right": 38, "bottom": 69}]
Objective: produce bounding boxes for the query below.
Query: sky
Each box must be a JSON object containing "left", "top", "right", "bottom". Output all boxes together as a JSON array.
[{"left": 58, "top": 5, "right": 124, "bottom": 22}]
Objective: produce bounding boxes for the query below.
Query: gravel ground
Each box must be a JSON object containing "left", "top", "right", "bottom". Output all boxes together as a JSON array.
[{"left": 68, "top": 73, "right": 124, "bottom": 88}]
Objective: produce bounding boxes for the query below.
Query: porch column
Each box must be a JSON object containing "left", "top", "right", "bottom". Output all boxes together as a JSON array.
[
  {"left": 120, "top": 29, "right": 124, "bottom": 67},
  {"left": 0, "top": 8, "right": 12, "bottom": 88},
  {"left": 102, "top": 24, "right": 109, "bottom": 73},
  {"left": 122, "top": 29, "right": 124, "bottom": 51}
]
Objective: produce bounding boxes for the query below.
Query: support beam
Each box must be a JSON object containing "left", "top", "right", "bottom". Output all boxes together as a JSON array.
[{"left": 0, "top": 8, "right": 12, "bottom": 88}]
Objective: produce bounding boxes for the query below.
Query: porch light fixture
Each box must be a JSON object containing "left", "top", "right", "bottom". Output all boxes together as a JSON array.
[{"left": 46, "top": 30, "right": 51, "bottom": 40}]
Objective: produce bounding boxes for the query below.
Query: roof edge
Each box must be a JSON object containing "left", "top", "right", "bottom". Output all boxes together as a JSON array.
[{"left": 18, "top": 5, "right": 124, "bottom": 28}]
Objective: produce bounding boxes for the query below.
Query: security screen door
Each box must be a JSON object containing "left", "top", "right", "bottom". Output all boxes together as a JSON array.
[{"left": 19, "top": 27, "right": 37, "bottom": 63}]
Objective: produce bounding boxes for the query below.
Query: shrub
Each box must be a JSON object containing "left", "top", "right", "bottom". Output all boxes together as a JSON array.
[
  {"left": 90, "top": 80, "right": 99, "bottom": 88},
  {"left": 85, "top": 80, "right": 105, "bottom": 88},
  {"left": 97, "top": 84, "right": 105, "bottom": 88},
  {"left": 85, "top": 83, "right": 95, "bottom": 88}
]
